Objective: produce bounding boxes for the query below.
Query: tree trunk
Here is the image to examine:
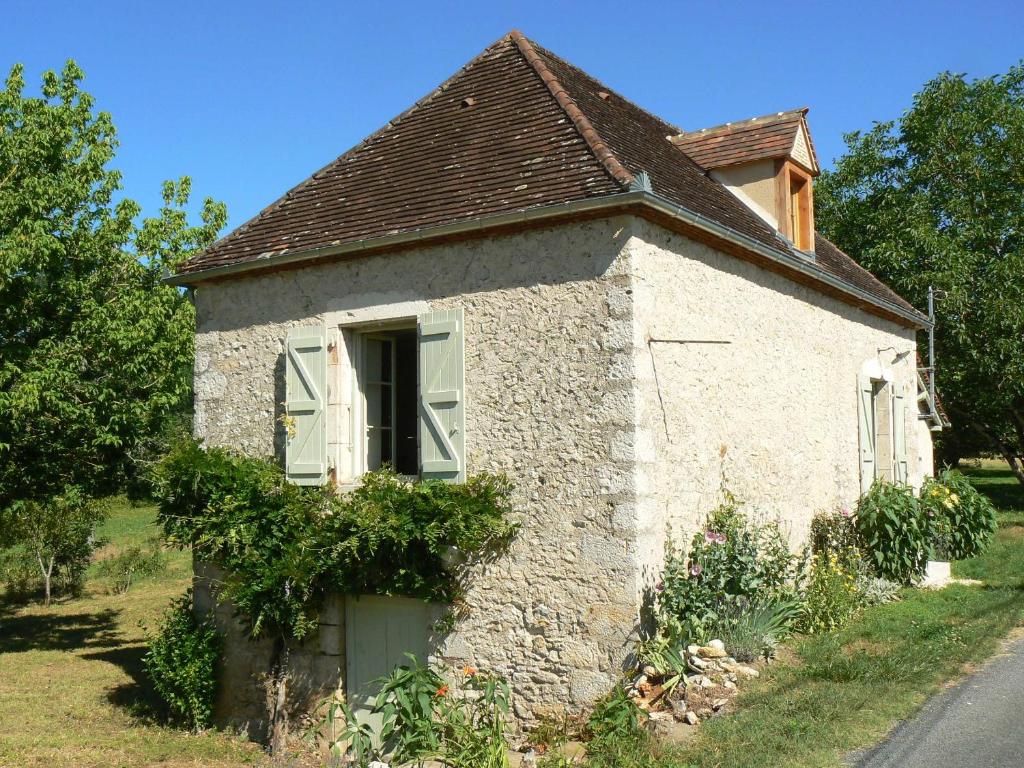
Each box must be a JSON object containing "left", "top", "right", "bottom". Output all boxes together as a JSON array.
[
  {"left": 267, "top": 637, "right": 290, "bottom": 755},
  {"left": 37, "top": 553, "right": 54, "bottom": 606},
  {"left": 998, "top": 447, "right": 1024, "bottom": 485}
]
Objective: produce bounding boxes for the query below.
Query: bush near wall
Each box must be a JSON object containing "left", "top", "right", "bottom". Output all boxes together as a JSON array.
[
  {"left": 655, "top": 493, "right": 801, "bottom": 651},
  {"left": 921, "top": 469, "right": 997, "bottom": 560},
  {"left": 153, "top": 437, "right": 519, "bottom": 641},
  {"left": 854, "top": 482, "right": 930, "bottom": 584},
  {"left": 143, "top": 591, "right": 221, "bottom": 731}
]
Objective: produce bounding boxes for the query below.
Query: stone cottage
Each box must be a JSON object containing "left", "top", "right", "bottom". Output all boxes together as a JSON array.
[{"left": 171, "top": 31, "right": 945, "bottom": 730}]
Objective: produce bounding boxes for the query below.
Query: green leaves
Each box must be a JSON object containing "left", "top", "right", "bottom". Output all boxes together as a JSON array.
[
  {"left": 816, "top": 63, "right": 1024, "bottom": 479},
  {"left": 152, "top": 437, "right": 519, "bottom": 640},
  {"left": 656, "top": 495, "right": 801, "bottom": 646},
  {"left": 921, "top": 469, "right": 997, "bottom": 560},
  {"left": 855, "top": 482, "right": 930, "bottom": 584},
  {"left": 143, "top": 591, "right": 221, "bottom": 731},
  {"left": 0, "top": 61, "right": 227, "bottom": 512}
]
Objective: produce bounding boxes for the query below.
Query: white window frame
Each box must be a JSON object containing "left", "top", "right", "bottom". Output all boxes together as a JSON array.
[{"left": 348, "top": 320, "right": 419, "bottom": 481}]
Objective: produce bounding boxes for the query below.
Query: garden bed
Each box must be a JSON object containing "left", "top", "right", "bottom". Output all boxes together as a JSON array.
[{"left": 659, "top": 465, "right": 1024, "bottom": 768}]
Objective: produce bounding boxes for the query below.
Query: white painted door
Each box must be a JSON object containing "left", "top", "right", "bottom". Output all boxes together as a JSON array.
[{"left": 345, "top": 595, "right": 436, "bottom": 731}]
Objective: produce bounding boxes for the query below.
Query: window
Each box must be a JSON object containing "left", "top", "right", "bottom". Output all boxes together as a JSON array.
[
  {"left": 872, "top": 380, "right": 893, "bottom": 483},
  {"left": 776, "top": 161, "right": 814, "bottom": 252},
  {"left": 858, "top": 372, "right": 908, "bottom": 491},
  {"left": 360, "top": 328, "right": 419, "bottom": 475},
  {"left": 788, "top": 173, "right": 811, "bottom": 250}
]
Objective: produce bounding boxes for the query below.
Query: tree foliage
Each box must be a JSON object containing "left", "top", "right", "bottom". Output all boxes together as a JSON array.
[
  {"left": 0, "top": 61, "right": 226, "bottom": 508},
  {"left": 3, "top": 487, "right": 106, "bottom": 604},
  {"left": 816, "top": 63, "right": 1024, "bottom": 481}
]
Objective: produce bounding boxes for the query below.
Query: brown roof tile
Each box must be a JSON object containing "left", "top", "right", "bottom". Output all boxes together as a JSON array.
[
  {"left": 813, "top": 233, "right": 917, "bottom": 314},
  {"left": 671, "top": 109, "right": 819, "bottom": 173},
  {"left": 176, "top": 31, "right": 921, "bottom": 325}
]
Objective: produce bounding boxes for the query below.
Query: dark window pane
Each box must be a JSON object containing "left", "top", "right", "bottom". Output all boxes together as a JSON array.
[
  {"left": 380, "top": 385, "right": 392, "bottom": 428},
  {"left": 380, "top": 340, "right": 393, "bottom": 381},
  {"left": 395, "top": 332, "right": 419, "bottom": 475}
]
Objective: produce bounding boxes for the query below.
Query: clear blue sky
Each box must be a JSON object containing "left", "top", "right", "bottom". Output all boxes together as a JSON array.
[{"left": 8, "top": 0, "right": 1023, "bottom": 233}]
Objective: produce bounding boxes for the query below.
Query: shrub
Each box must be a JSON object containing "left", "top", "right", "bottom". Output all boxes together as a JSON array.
[
  {"left": 325, "top": 657, "right": 511, "bottom": 768},
  {"left": 797, "top": 549, "right": 863, "bottom": 634},
  {"left": 585, "top": 686, "right": 650, "bottom": 766},
  {"left": 0, "top": 546, "right": 40, "bottom": 602},
  {"left": 921, "top": 470, "right": 997, "bottom": 560},
  {"left": 855, "top": 574, "right": 902, "bottom": 606},
  {"left": 656, "top": 493, "right": 800, "bottom": 644},
  {"left": 154, "top": 437, "right": 518, "bottom": 641},
  {"left": 143, "top": 592, "right": 221, "bottom": 730},
  {"left": 809, "top": 508, "right": 859, "bottom": 558},
  {"left": 712, "top": 598, "right": 801, "bottom": 661},
  {"left": 94, "top": 540, "right": 167, "bottom": 594},
  {"left": 854, "top": 482, "right": 930, "bottom": 584},
  {"left": 0, "top": 488, "right": 106, "bottom": 604}
]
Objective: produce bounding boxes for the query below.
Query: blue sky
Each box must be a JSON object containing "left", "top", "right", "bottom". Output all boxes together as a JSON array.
[{"left": 7, "top": 0, "right": 1023, "bottom": 233}]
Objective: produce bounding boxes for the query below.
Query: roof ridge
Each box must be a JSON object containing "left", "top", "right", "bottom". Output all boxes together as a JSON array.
[
  {"left": 509, "top": 30, "right": 633, "bottom": 189},
  {"left": 197, "top": 33, "right": 519, "bottom": 260},
  {"left": 675, "top": 108, "right": 809, "bottom": 138}
]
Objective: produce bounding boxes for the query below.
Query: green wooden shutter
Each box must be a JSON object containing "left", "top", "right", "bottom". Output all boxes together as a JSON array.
[
  {"left": 285, "top": 325, "right": 327, "bottom": 485},
  {"left": 893, "top": 383, "right": 908, "bottom": 484},
  {"left": 418, "top": 308, "right": 465, "bottom": 482},
  {"left": 858, "top": 374, "right": 876, "bottom": 493}
]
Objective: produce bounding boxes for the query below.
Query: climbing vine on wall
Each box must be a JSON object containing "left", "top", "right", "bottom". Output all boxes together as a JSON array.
[{"left": 154, "top": 437, "right": 519, "bottom": 640}]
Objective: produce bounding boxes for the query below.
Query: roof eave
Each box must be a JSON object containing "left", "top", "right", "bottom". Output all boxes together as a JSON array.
[{"left": 168, "top": 191, "right": 928, "bottom": 330}]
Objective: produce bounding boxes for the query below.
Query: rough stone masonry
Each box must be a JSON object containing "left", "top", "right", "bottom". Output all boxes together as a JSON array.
[{"left": 191, "top": 214, "right": 923, "bottom": 732}]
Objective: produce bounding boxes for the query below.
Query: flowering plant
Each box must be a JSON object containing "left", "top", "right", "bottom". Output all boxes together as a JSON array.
[
  {"left": 797, "top": 549, "right": 862, "bottom": 633},
  {"left": 920, "top": 470, "right": 996, "bottom": 561},
  {"left": 656, "top": 491, "right": 800, "bottom": 645}
]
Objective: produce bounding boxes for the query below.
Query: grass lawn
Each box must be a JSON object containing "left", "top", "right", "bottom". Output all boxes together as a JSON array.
[
  {"left": 0, "top": 497, "right": 268, "bottom": 768},
  {"left": 665, "top": 463, "right": 1024, "bottom": 768}
]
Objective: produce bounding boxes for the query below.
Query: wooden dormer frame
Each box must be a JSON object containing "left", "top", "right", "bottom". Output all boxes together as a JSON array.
[{"left": 775, "top": 159, "right": 814, "bottom": 251}]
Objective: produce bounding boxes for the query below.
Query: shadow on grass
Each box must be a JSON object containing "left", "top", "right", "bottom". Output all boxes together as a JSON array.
[
  {"left": 961, "top": 467, "right": 1024, "bottom": 513},
  {"left": 0, "top": 607, "right": 122, "bottom": 652},
  {"left": 83, "top": 643, "right": 168, "bottom": 723},
  {"left": 0, "top": 602, "right": 169, "bottom": 723}
]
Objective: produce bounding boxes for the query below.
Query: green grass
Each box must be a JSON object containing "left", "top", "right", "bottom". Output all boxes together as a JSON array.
[
  {"left": 0, "top": 497, "right": 268, "bottom": 768},
  {"left": 961, "top": 459, "right": 1024, "bottom": 526},
  {"left": 660, "top": 465, "right": 1024, "bottom": 768}
]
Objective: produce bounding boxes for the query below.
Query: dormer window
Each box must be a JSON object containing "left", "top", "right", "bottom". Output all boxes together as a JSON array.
[
  {"left": 670, "top": 109, "right": 820, "bottom": 254},
  {"left": 783, "top": 164, "right": 813, "bottom": 251}
]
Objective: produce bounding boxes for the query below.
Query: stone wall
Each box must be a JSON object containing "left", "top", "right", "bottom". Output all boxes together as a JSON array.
[
  {"left": 623, "top": 217, "right": 925, "bottom": 588},
  {"left": 190, "top": 212, "right": 931, "bottom": 731},
  {"left": 192, "top": 218, "right": 642, "bottom": 725}
]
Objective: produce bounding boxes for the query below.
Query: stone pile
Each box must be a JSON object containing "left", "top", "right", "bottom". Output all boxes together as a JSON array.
[{"left": 626, "top": 639, "right": 760, "bottom": 728}]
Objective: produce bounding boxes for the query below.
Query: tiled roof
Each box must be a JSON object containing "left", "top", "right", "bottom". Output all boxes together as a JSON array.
[
  {"left": 813, "top": 234, "right": 918, "bottom": 315},
  {"left": 670, "top": 109, "right": 819, "bottom": 173},
  {"left": 176, "top": 31, "right": 920, "bottom": 324}
]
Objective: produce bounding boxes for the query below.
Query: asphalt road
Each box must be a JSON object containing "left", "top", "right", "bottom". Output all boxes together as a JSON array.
[{"left": 850, "top": 635, "right": 1024, "bottom": 768}]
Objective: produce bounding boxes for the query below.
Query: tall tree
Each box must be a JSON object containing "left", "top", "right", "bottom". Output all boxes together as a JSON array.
[
  {"left": 816, "top": 64, "right": 1024, "bottom": 482},
  {"left": 0, "top": 61, "right": 226, "bottom": 509}
]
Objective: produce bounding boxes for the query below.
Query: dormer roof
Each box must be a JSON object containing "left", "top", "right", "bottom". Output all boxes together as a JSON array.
[{"left": 670, "top": 109, "right": 820, "bottom": 175}]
